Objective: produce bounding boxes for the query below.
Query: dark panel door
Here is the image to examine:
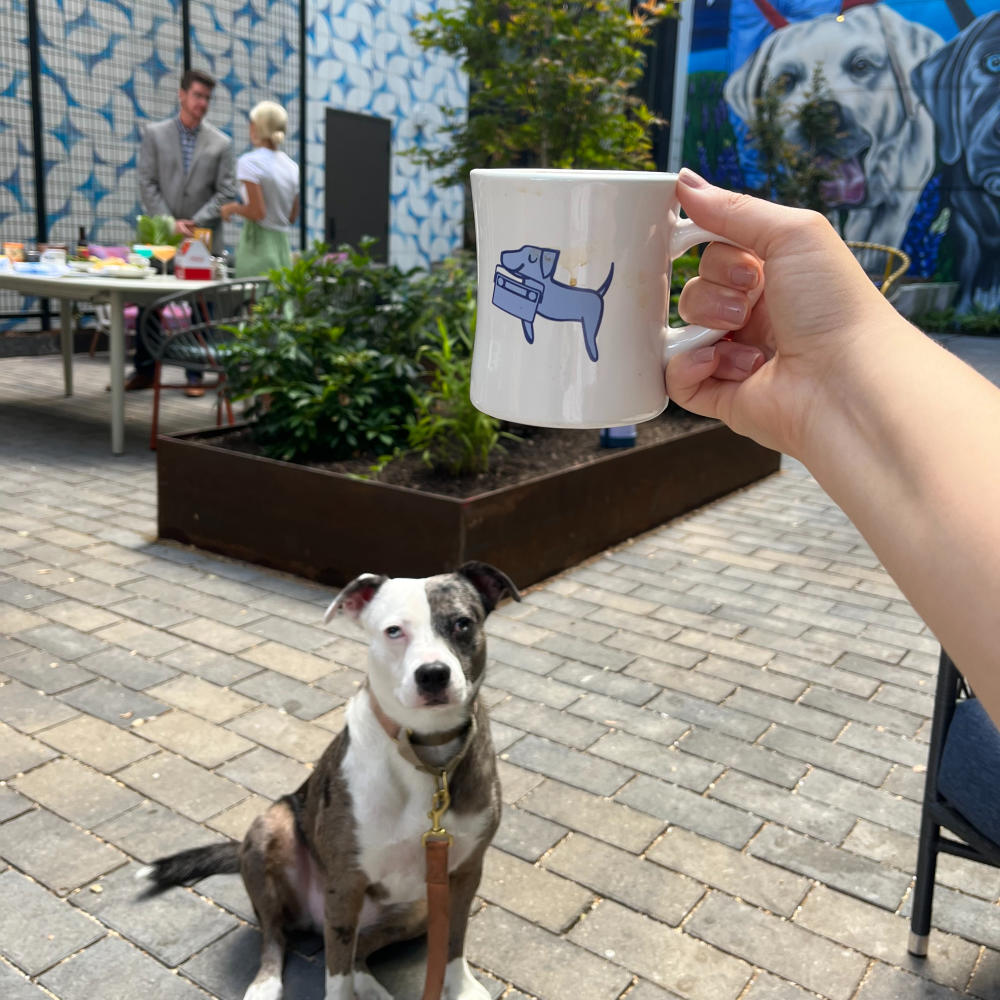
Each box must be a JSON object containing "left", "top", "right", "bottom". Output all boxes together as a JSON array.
[
  {"left": 324, "top": 109, "right": 391, "bottom": 261},
  {"left": 634, "top": 10, "right": 679, "bottom": 172}
]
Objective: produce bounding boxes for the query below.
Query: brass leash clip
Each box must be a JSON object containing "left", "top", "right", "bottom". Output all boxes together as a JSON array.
[{"left": 422, "top": 770, "right": 453, "bottom": 846}]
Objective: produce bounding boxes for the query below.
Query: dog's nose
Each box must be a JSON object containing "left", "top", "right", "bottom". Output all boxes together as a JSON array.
[{"left": 415, "top": 662, "right": 451, "bottom": 694}]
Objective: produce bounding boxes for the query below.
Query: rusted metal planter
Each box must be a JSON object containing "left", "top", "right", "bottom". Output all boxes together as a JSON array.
[{"left": 157, "top": 423, "right": 780, "bottom": 588}]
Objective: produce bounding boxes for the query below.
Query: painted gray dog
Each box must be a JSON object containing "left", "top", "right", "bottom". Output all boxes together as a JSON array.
[
  {"left": 500, "top": 245, "right": 614, "bottom": 362},
  {"left": 911, "top": 12, "right": 1000, "bottom": 311}
]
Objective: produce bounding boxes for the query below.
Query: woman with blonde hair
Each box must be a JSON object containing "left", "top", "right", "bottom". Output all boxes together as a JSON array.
[{"left": 221, "top": 101, "right": 299, "bottom": 277}]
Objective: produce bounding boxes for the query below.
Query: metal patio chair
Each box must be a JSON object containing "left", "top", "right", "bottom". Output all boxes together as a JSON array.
[
  {"left": 845, "top": 240, "right": 911, "bottom": 298},
  {"left": 137, "top": 277, "right": 268, "bottom": 450},
  {"left": 909, "top": 648, "right": 1000, "bottom": 956}
]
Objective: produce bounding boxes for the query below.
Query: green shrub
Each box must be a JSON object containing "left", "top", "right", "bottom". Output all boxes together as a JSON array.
[
  {"left": 953, "top": 309, "right": 1000, "bottom": 336},
  {"left": 669, "top": 251, "right": 701, "bottom": 325},
  {"left": 913, "top": 308, "right": 1000, "bottom": 336},
  {"left": 223, "top": 240, "right": 709, "bottom": 473},
  {"left": 223, "top": 240, "right": 478, "bottom": 463},
  {"left": 745, "top": 66, "right": 841, "bottom": 211},
  {"left": 407, "top": 305, "right": 509, "bottom": 477},
  {"left": 408, "top": 0, "right": 670, "bottom": 185}
]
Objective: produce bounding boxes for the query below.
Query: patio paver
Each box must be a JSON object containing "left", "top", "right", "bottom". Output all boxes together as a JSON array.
[{"left": 1, "top": 345, "right": 999, "bottom": 998}]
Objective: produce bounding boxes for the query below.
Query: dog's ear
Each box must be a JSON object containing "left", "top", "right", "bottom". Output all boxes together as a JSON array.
[
  {"left": 724, "top": 30, "right": 781, "bottom": 121},
  {"left": 910, "top": 18, "right": 976, "bottom": 164},
  {"left": 873, "top": 4, "right": 944, "bottom": 123},
  {"left": 324, "top": 573, "right": 388, "bottom": 623},
  {"left": 910, "top": 42, "right": 957, "bottom": 157},
  {"left": 457, "top": 562, "right": 521, "bottom": 614},
  {"left": 540, "top": 249, "right": 558, "bottom": 279}
]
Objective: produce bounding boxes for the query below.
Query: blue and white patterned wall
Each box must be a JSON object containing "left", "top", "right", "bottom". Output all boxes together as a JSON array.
[
  {"left": 0, "top": 0, "right": 466, "bottom": 328},
  {"left": 306, "top": 0, "right": 467, "bottom": 270}
]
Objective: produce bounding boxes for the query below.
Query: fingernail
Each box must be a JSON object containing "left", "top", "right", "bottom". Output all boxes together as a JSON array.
[
  {"left": 730, "top": 265, "right": 759, "bottom": 290},
  {"left": 690, "top": 346, "right": 716, "bottom": 364},
  {"left": 678, "top": 167, "right": 708, "bottom": 189},
  {"left": 718, "top": 299, "right": 747, "bottom": 324},
  {"left": 730, "top": 344, "right": 764, "bottom": 373}
]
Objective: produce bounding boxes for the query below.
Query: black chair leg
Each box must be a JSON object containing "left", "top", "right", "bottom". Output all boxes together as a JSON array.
[{"left": 909, "top": 806, "right": 939, "bottom": 956}]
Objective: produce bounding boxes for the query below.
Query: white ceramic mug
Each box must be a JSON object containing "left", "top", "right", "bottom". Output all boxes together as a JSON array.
[
  {"left": 470, "top": 168, "right": 737, "bottom": 428},
  {"left": 40, "top": 247, "right": 67, "bottom": 268}
]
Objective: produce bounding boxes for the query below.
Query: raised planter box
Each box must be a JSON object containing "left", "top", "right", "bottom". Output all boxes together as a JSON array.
[
  {"left": 157, "top": 423, "right": 780, "bottom": 588},
  {"left": 892, "top": 281, "right": 959, "bottom": 317}
]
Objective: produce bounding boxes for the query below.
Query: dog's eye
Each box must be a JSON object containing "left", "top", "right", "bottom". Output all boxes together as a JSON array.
[
  {"left": 848, "top": 55, "right": 873, "bottom": 76},
  {"left": 452, "top": 617, "right": 473, "bottom": 636},
  {"left": 527, "top": 253, "right": 538, "bottom": 263},
  {"left": 384, "top": 625, "right": 404, "bottom": 639},
  {"left": 984, "top": 53, "right": 1000, "bottom": 74},
  {"left": 770, "top": 71, "right": 797, "bottom": 95}
]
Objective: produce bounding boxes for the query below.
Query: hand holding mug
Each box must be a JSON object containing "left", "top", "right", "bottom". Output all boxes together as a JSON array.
[{"left": 665, "top": 169, "right": 903, "bottom": 456}]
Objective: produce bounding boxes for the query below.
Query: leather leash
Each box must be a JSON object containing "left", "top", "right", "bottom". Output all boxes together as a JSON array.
[
  {"left": 421, "top": 770, "right": 453, "bottom": 1000},
  {"left": 367, "top": 687, "right": 475, "bottom": 1000}
]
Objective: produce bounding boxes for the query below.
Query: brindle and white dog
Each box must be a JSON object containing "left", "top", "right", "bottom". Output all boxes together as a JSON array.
[{"left": 138, "top": 561, "right": 519, "bottom": 1000}]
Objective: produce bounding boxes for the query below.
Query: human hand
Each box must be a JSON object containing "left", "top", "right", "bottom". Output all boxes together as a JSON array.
[
  {"left": 220, "top": 203, "right": 236, "bottom": 222},
  {"left": 174, "top": 218, "right": 196, "bottom": 237},
  {"left": 665, "top": 169, "right": 903, "bottom": 458}
]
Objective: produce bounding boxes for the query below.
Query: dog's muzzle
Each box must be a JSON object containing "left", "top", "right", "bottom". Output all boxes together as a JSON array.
[{"left": 415, "top": 662, "right": 451, "bottom": 703}]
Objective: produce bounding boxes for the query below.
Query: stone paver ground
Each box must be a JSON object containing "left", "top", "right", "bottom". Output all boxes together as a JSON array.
[{"left": 2, "top": 343, "right": 999, "bottom": 1000}]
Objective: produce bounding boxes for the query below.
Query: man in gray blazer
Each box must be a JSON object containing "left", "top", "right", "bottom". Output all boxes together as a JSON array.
[
  {"left": 138, "top": 69, "right": 235, "bottom": 256},
  {"left": 130, "top": 69, "right": 236, "bottom": 393}
]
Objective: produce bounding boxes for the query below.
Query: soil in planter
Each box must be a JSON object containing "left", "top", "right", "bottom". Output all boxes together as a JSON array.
[{"left": 208, "top": 407, "right": 715, "bottom": 499}]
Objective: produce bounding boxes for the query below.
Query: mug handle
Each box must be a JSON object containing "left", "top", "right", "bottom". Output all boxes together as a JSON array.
[{"left": 661, "top": 218, "right": 743, "bottom": 362}]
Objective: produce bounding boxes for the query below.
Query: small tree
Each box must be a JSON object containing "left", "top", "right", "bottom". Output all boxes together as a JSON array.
[
  {"left": 746, "top": 65, "right": 842, "bottom": 212},
  {"left": 409, "top": 0, "right": 674, "bottom": 186}
]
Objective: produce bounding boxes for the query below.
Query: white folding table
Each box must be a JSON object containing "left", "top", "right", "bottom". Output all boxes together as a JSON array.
[{"left": 0, "top": 269, "right": 222, "bottom": 453}]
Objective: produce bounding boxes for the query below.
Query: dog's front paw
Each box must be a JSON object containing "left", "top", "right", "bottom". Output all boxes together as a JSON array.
[
  {"left": 353, "top": 969, "right": 393, "bottom": 1000},
  {"left": 243, "top": 977, "right": 283, "bottom": 1000},
  {"left": 443, "top": 958, "right": 490, "bottom": 1000}
]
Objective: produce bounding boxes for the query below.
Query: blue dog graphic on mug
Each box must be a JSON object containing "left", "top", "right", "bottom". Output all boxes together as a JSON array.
[{"left": 491, "top": 245, "right": 614, "bottom": 362}]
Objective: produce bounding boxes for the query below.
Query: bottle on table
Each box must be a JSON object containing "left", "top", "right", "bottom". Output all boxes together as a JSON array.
[{"left": 600, "top": 425, "right": 637, "bottom": 448}]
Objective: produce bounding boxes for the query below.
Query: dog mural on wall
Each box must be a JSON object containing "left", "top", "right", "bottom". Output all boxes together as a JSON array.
[
  {"left": 723, "top": 0, "right": 944, "bottom": 250},
  {"left": 492, "top": 245, "right": 614, "bottom": 362},
  {"left": 912, "top": 11, "right": 1000, "bottom": 311}
]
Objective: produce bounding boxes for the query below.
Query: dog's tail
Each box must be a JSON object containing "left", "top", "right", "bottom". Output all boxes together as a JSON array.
[
  {"left": 135, "top": 843, "right": 241, "bottom": 887},
  {"left": 597, "top": 263, "right": 614, "bottom": 297}
]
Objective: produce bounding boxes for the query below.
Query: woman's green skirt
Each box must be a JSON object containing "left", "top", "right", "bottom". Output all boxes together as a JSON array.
[{"left": 234, "top": 219, "right": 292, "bottom": 278}]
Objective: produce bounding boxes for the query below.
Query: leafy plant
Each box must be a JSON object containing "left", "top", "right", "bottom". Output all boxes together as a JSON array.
[
  {"left": 408, "top": 0, "right": 673, "bottom": 187},
  {"left": 222, "top": 240, "right": 479, "bottom": 463},
  {"left": 408, "top": 304, "right": 509, "bottom": 477},
  {"left": 135, "top": 214, "right": 182, "bottom": 247},
  {"left": 956, "top": 309, "right": 1000, "bottom": 336},
  {"left": 745, "top": 65, "right": 842, "bottom": 211},
  {"left": 669, "top": 250, "right": 701, "bottom": 326},
  {"left": 912, "top": 307, "right": 1000, "bottom": 336}
]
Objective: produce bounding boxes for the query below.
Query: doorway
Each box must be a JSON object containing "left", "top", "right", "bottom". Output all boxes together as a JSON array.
[{"left": 324, "top": 109, "right": 391, "bottom": 261}]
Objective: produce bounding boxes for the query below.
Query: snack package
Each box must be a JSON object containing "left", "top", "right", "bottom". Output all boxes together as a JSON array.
[{"left": 174, "top": 237, "right": 214, "bottom": 280}]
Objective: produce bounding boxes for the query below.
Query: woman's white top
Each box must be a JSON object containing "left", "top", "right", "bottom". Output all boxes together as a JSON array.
[{"left": 237, "top": 147, "right": 299, "bottom": 232}]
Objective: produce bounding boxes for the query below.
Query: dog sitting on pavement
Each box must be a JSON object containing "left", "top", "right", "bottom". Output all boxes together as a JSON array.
[{"left": 137, "top": 561, "right": 520, "bottom": 1000}]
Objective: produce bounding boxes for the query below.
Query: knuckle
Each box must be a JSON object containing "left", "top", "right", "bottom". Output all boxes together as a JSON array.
[
  {"left": 725, "top": 190, "right": 757, "bottom": 214},
  {"left": 798, "top": 208, "right": 835, "bottom": 236}
]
